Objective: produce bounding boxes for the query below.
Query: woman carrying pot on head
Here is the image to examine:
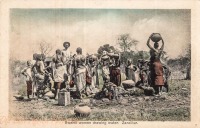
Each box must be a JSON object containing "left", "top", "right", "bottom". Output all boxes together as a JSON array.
[
  {"left": 147, "top": 33, "right": 165, "bottom": 95},
  {"left": 100, "top": 51, "right": 110, "bottom": 85},
  {"left": 109, "top": 52, "right": 121, "bottom": 87}
]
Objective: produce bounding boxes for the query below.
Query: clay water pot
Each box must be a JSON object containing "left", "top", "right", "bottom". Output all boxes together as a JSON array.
[
  {"left": 101, "top": 55, "right": 109, "bottom": 60},
  {"left": 150, "top": 33, "right": 162, "bottom": 43},
  {"left": 74, "top": 105, "right": 91, "bottom": 116},
  {"left": 113, "top": 53, "right": 120, "bottom": 59}
]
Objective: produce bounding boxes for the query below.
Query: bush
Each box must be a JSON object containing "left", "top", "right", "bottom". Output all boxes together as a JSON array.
[{"left": 10, "top": 59, "right": 27, "bottom": 94}]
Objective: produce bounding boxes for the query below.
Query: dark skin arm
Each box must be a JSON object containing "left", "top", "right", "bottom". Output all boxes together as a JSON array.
[
  {"left": 39, "top": 61, "right": 45, "bottom": 74},
  {"left": 160, "top": 38, "right": 164, "bottom": 51},
  {"left": 147, "top": 37, "right": 153, "bottom": 50},
  {"left": 21, "top": 68, "right": 28, "bottom": 76},
  {"left": 147, "top": 34, "right": 164, "bottom": 54},
  {"left": 147, "top": 33, "right": 157, "bottom": 53},
  {"left": 158, "top": 38, "right": 164, "bottom": 58}
]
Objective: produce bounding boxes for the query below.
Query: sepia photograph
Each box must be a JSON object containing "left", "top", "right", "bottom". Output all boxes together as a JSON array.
[{"left": 8, "top": 8, "right": 191, "bottom": 121}]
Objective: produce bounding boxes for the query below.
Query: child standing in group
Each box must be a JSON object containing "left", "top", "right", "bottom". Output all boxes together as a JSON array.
[{"left": 21, "top": 60, "right": 33, "bottom": 99}]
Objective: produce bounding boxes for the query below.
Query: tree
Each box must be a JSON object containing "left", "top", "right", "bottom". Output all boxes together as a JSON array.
[
  {"left": 117, "top": 34, "right": 138, "bottom": 52},
  {"left": 167, "top": 43, "right": 191, "bottom": 80},
  {"left": 97, "top": 44, "right": 118, "bottom": 55},
  {"left": 39, "top": 41, "right": 53, "bottom": 56},
  {"left": 10, "top": 59, "right": 26, "bottom": 78},
  {"left": 120, "top": 50, "right": 135, "bottom": 64},
  {"left": 117, "top": 34, "right": 139, "bottom": 63}
]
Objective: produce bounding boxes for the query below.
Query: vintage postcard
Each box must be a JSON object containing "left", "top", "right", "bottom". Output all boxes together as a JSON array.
[{"left": 0, "top": 0, "right": 199, "bottom": 128}]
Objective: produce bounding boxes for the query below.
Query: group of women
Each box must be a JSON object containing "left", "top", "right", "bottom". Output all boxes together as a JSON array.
[{"left": 21, "top": 33, "right": 166, "bottom": 99}]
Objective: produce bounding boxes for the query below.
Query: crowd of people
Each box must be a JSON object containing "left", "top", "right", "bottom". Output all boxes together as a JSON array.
[{"left": 21, "top": 33, "right": 169, "bottom": 100}]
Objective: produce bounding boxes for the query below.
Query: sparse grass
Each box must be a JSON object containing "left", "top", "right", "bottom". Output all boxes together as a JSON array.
[
  {"left": 9, "top": 60, "right": 191, "bottom": 121},
  {"left": 10, "top": 79, "right": 190, "bottom": 121},
  {"left": 168, "top": 79, "right": 190, "bottom": 96},
  {"left": 157, "top": 107, "right": 190, "bottom": 121},
  {"left": 18, "top": 84, "right": 27, "bottom": 96}
]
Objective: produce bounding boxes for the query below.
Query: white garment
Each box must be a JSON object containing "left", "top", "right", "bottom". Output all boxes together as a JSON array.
[
  {"left": 62, "top": 49, "right": 71, "bottom": 78},
  {"left": 62, "top": 49, "right": 71, "bottom": 62},
  {"left": 75, "top": 67, "right": 86, "bottom": 91},
  {"left": 102, "top": 65, "right": 110, "bottom": 79},
  {"left": 53, "top": 65, "right": 67, "bottom": 82}
]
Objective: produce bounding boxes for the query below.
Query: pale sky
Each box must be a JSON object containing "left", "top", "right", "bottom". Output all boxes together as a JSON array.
[{"left": 10, "top": 9, "right": 190, "bottom": 60}]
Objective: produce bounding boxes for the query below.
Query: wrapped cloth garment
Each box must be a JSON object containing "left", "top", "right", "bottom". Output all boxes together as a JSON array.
[
  {"left": 125, "top": 64, "right": 137, "bottom": 81},
  {"left": 150, "top": 59, "right": 164, "bottom": 86},
  {"left": 86, "top": 65, "right": 97, "bottom": 87},
  {"left": 33, "top": 74, "right": 45, "bottom": 93},
  {"left": 53, "top": 65, "right": 67, "bottom": 82},
  {"left": 62, "top": 49, "right": 71, "bottom": 62},
  {"left": 62, "top": 49, "right": 71, "bottom": 78},
  {"left": 85, "top": 65, "right": 92, "bottom": 85},
  {"left": 102, "top": 65, "right": 110, "bottom": 82},
  {"left": 109, "top": 66, "right": 121, "bottom": 86},
  {"left": 85, "top": 64, "right": 98, "bottom": 95},
  {"left": 109, "top": 57, "right": 121, "bottom": 86},
  {"left": 75, "top": 66, "right": 86, "bottom": 92},
  {"left": 26, "top": 81, "right": 32, "bottom": 95}
]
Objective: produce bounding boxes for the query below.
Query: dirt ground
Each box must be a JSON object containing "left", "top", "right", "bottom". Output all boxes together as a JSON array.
[{"left": 9, "top": 79, "right": 190, "bottom": 121}]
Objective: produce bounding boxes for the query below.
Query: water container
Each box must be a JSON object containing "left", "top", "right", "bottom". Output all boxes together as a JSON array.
[
  {"left": 150, "top": 33, "right": 162, "bottom": 43},
  {"left": 58, "top": 91, "right": 71, "bottom": 106}
]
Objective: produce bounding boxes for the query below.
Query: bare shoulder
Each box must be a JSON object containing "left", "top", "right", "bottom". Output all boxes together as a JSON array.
[{"left": 37, "top": 61, "right": 44, "bottom": 66}]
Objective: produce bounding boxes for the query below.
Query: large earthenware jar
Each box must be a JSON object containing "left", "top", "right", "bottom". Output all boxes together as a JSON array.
[{"left": 150, "top": 33, "right": 162, "bottom": 43}]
